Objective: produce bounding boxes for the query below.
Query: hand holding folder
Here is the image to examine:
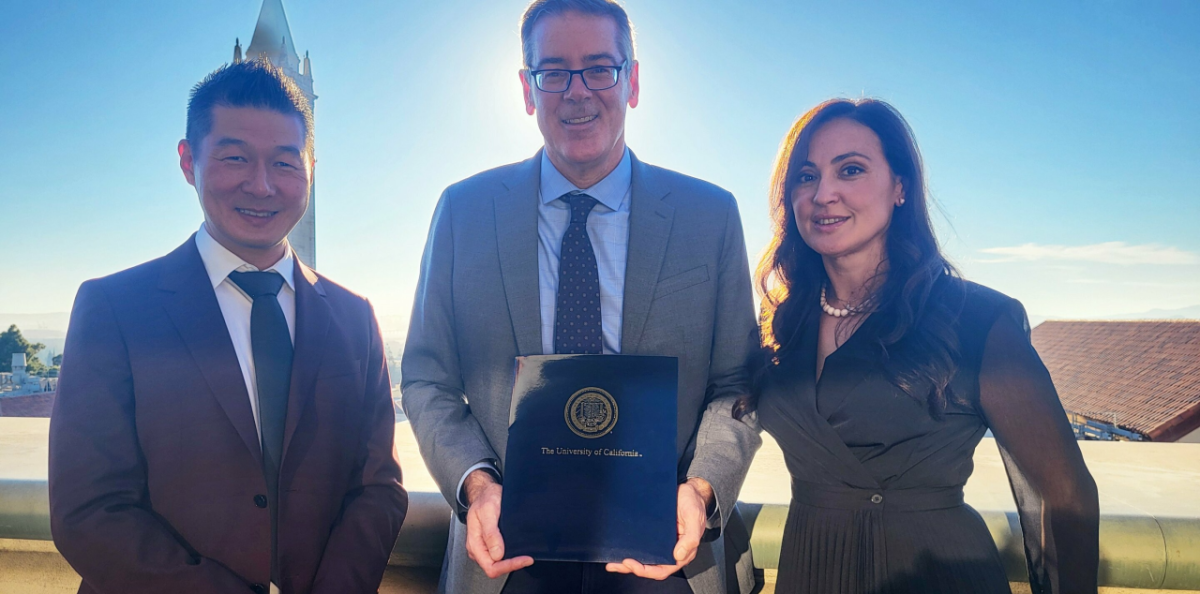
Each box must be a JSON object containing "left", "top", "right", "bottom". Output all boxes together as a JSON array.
[{"left": 500, "top": 355, "right": 679, "bottom": 564}]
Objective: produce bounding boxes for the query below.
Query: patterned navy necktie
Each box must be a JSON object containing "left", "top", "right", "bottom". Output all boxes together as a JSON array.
[
  {"left": 554, "top": 192, "right": 603, "bottom": 355},
  {"left": 227, "top": 270, "right": 291, "bottom": 589}
]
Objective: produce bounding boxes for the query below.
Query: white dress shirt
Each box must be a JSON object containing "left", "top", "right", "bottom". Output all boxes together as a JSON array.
[
  {"left": 194, "top": 224, "right": 294, "bottom": 594},
  {"left": 195, "top": 223, "right": 297, "bottom": 438}
]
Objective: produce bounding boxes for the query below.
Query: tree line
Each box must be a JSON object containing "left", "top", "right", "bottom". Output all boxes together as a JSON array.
[{"left": 0, "top": 324, "right": 60, "bottom": 377}]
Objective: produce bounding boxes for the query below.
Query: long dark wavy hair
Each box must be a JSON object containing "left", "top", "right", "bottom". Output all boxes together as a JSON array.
[{"left": 735, "top": 98, "right": 964, "bottom": 419}]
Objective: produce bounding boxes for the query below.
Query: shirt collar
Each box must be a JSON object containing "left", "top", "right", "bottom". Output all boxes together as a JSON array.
[
  {"left": 195, "top": 223, "right": 296, "bottom": 292},
  {"left": 539, "top": 147, "right": 631, "bottom": 212}
]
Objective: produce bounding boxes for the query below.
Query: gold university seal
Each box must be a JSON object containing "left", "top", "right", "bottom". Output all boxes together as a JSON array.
[{"left": 565, "top": 387, "right": 618, "bottom": 439}]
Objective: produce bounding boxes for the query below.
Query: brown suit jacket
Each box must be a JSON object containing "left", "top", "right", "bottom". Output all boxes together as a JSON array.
[{"left": 49, "top": 237, "right": 407, "bottom": 594}]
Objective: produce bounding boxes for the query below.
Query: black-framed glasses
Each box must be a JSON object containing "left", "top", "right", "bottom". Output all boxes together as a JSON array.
[{"left": 529, "top": 61, "right": 627, "bottom": 93}]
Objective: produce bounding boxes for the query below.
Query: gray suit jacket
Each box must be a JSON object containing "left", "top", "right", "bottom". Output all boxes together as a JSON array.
[{"left": 401, "top": 150, "right": 761, "bottom": 594}]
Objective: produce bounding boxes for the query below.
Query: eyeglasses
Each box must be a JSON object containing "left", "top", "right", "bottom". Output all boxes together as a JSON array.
[{"left": 528, "top": 61, "right": 627, "bottom": 93}]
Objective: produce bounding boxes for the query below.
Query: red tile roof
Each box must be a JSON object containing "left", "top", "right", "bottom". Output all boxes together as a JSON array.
[{"left": 1030, "top": 320, "right": 1200, "bottom": 441}]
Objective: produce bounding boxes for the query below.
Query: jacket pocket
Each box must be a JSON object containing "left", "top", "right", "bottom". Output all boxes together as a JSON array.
[
  {"left": 317, "top": 358, "right": 364, "bottom": 380},
  {"left": 652, "top": 265, "right": 709, "bottom": 301}
]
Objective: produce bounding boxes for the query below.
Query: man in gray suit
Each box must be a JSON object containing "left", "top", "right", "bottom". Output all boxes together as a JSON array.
[{"left": 402, "top": 1, "right": 760, "bottom": 592}]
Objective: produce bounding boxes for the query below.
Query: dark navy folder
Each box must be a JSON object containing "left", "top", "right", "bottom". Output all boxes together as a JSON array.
[{"left": 500, "top": 355, "right": 678, "bottom": 564}]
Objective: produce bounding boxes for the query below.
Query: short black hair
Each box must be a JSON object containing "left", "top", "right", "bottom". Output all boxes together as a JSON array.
[
  {"left": 185, "top": 58, "right": 314, "bottom": 156},
  {"left": 520, "top": 0, "right": 635, "bottom": 68}
]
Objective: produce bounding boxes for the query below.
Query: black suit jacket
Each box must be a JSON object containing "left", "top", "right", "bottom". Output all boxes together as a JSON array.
[{"left": 49, "top": 237, "right": 407, "bottom": 594}]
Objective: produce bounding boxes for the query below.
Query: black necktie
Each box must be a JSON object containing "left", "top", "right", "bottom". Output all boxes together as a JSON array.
[
  {"left": 228, "top": 270, "right": 291, "bottom": 588},
  {"left": 554, "top": 192, "right": 603, "bottom": 355}
]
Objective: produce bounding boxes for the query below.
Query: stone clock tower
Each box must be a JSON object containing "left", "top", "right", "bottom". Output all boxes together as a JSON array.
[{"left": 232, "top": 0, "right": 317, "bottom": 268}]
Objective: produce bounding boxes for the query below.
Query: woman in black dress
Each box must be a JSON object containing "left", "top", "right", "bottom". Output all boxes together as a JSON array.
[{"left": 739, "top": 99, "right": 1099, "bottom": 593}]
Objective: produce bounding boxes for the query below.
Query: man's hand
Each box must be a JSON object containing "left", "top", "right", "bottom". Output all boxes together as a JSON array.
[
  {"left": 464, "top": 469, "right": 534, "bottom": 579},
  {"left": 605, "top": 477, "right": 714, "bottom": 580}
]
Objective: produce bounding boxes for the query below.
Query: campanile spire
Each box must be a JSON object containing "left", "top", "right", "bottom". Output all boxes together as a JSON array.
[
  {"left": 239, "top": 0, "right": 317, "bottom": 269},
  {"left": 247, "top": 0, "right": 299, "bottom": 67}
]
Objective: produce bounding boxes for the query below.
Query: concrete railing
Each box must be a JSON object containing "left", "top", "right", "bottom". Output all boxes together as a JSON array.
[
  {"left": 741, "top": 502, "right": 1200, "bottom": 592},
  {"left": 2, "top": 480, "right": 1199, "bottom": 594}
]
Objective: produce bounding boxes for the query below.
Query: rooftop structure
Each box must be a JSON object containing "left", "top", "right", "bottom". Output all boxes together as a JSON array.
[
  {"left": 1031, "top": 320, "right": 1200, "bottom": 442},
  {"left": 11, "top": 353, "right": 27, "bottom": 384},
  {"left": 1, "top": 360, "right": 57, "bottom": 417}
]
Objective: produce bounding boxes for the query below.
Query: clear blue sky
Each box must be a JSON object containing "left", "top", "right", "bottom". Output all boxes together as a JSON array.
[{"left": 2, "top": 0, "right": 1198, "bottom": 337}]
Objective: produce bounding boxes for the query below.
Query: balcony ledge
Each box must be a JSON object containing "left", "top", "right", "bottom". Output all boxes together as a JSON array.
[{"left": 2, "top": 418, "right": 1198, "bottom": 593}]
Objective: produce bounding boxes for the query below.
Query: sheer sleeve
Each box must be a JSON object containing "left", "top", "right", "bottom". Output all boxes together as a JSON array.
[{"left": 977, "top": 303, "right": 1099, "bottom": 594}]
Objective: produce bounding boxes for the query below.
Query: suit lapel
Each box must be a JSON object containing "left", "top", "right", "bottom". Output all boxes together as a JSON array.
[
  {"left": 158, "top": 237, "right": 262, "bottom": 465},
  {"left": 494, "top": 152, "right": 544, "bottom": 356},
  {"left": 283, "top": 260, "right": 330, "bottom": 457},
  {"left": 798, "top": 321, "right": 880, "bottom": 489},
  {"left": 621, "top": 153, "right": 675, "bottom": 354}
]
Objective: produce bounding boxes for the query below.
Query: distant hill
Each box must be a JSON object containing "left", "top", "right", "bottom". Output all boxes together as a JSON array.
[
  {"left": 1031, "top": 305, "right": 1200, "bottom": 328},
  {"left": 0, "top": 311, "right": 417, "bottom": 341},
  {"left": 0, "top": 313, "right": 69, "bottom": 332},
  {"left": 15, "top": 305, "right": 1195, "bottom": 353},
  {"left": 1099, "top": 305, "right": 1200, "bottom": 320},
  {"left": 0, "top": 311, "right": 401, "bottom": 365}
]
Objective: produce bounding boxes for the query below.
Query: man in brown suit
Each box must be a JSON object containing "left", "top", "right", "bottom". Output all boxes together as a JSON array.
[{"left": 48, "top": 59, "right": 407, "bottom": 594}]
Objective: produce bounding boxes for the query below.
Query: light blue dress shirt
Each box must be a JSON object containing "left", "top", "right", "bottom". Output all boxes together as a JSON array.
[
  {"left": 537, "top": 148, "right": 632, "bottom": 355},
  {"left": 456, "top": 149, "right": 632, "bottom": 506},
  {"left": 458, "top": 149, "right": 722, "bottom": 526}
]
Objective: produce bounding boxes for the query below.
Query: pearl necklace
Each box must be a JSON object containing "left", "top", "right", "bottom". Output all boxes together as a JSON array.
[{"left": 820, "top": 285, "right": 866, "bottom": 318}]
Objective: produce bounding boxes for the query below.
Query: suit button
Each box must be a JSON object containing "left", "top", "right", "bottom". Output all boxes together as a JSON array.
[
  {"left": 250, "top": 584, "right": 266, "bottom": 594},
  {"left": 870, "top": 494, "right": 884, "bottom": 504},
  {"left": 254, "top": 494, "right": 268, "bottom": 508}
]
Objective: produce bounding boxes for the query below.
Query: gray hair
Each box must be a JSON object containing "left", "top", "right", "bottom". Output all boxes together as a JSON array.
[{"left": 520, "top": 0, "right": 636, "bottom": 68}]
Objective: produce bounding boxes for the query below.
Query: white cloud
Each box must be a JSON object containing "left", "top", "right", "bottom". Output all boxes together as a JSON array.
[{"left": 978, "top": 242, "right": 1200, "bottom": 265}]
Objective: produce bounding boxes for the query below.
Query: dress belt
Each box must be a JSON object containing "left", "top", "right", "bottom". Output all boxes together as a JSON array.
[{"left": 791, "top": 480, "right": 965, "bottom": 512}]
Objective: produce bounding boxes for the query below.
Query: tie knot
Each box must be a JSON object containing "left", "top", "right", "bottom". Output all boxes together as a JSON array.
[
  {"left": 228, "top": 270, "right": 285, "bottom": 298},
  {"left": 563, "top": 192, "right": 598, "bottom": 224}
]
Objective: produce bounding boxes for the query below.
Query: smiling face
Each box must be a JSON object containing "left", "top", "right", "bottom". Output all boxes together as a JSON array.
[
  {"left": 521, "top": 11, "right": 639, "bottom": 185},
  {"left": 790, "top": 118, "right": 904, "bottom": 266},
  {"left": 179, "top": 105, "right": 311, "bottom": 268}
]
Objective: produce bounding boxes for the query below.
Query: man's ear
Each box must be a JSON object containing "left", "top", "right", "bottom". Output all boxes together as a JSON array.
[
  {"left": 520, "top": 69, "right": 536, "bottom": 116},
  {"left": 627, "top": 60, "right": 640, "bottom": 109},
  {"left": 178, "top": 139, "right": 198, "bottom": 187}
]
